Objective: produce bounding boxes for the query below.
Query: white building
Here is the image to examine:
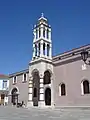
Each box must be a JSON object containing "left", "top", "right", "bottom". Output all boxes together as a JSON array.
[{"left": 0, "top": 74, "right": 9, "bottom": 105}]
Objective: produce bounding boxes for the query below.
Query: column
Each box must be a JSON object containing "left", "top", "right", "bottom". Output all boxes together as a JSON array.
[
  {"left": 45, "top": 27, "right": 47, "bottom": 39},
  {"left": 49, "top": 43, "right": 52, "bottom": 59},
  {"left": 27, "top": 77, "right": 33, "bottom": 107},
  {"left": 40, "top": 40, "right": 43, "bottom": 57},
  {"left": 28, "top": 77, "right": 33, "bottom": 101},
  {"left": 49, "top": 28, "right": 51, "bottom": 40},
  {"left": 39, "top": 77, "right": 44, "bottom": 101},
  {"left": 33, "top": 29, "right": 36, "bottom": 40},
  {"left": 32, "top": 44, "right": 35, "bottom": 59},
  {"left": 51, "top": 75, "right": 55, "bottom": 108},
  {"left": 37, "top": 28, "right": 39, "bottom": 39},
  {"left": 37, "top": 43, "right": 39, "bottom": 57},
  {"left": 38, "top": 73, "right": 45, "bottom": 107},
  {"left": 45, "top": 43, "right": 47, "bottom": 57},
  {"left": 41, "top": 25, "right": 43, "bottom": 38}
]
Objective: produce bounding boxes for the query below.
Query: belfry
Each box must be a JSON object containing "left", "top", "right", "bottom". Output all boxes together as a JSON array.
[{"left": 27, "top": 14, "right": 54, "bottom": 107}]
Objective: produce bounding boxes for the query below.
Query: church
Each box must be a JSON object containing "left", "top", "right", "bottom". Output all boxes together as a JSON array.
[{"left": 8, "top": 14, "right": 90, "bottom": 108}]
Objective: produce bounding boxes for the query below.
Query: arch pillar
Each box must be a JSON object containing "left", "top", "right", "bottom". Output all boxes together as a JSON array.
[{"left": 38, "top": 73, "right": 45, "bottom": 107}]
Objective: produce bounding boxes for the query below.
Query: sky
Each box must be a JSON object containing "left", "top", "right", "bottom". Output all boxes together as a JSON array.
[{"left": 0, "top": 0, "right": 90, "bottom": 74}]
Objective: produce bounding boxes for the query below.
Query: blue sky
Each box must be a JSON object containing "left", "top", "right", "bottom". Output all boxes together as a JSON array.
[{"left": 0, "top": 0, "right": 90, "bottom": 74}]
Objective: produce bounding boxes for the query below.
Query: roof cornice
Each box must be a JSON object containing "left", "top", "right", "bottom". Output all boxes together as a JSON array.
[{"left": 53, "top": 44, "right": 90, "bottom": 63}]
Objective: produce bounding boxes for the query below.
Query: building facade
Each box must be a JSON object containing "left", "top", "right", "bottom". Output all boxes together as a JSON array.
[
  {"left": 0, "top": 74, "right": 9, "bottom": 105},
  {"left": 8, "top": 69, "right": 29, "bottom": 106},
  {"left": 9, "top": 14, "right": 90, "bottom": 108}
]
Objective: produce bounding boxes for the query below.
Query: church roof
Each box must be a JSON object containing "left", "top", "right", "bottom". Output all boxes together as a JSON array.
[
  {"left": 9, "top": 68, "right": 29, "bottom": 77},
  {"left": 53, "top": 44, "right": 90, "bottom": 62}
]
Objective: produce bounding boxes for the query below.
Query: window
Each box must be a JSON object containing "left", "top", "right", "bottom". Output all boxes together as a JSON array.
[
  {"left": 23, "top": 73, "right": 27, "bottom": 82},
  {"left": 59, "top": 83, "right": 66, "bottom": 96},
  {"left": 47, "top": 44, "right": 50, "bottom": 56},
  {"left": 35, "top": 44, "right": 37, "bottom": 56},
  {"left": 83, "top": 80, "right": 89, "bottom": 94},
  {"left": 61, "top": 84, "right": 66, "bottom": 96},
  {"left": 13, "top": 76, "right": 17, "bottom": 84},
  {"left": 3, "top": 80, "right": 7, "bottom": 89},
  {"left": 43, "top": 27, "right": 45, "bottom": 37},
  {"left": 33, "top": 88, "right": 37, "bottom": 97},
  {"left": 43, "top": 43, "right": 45, "bottom": 55},
  {"left": 44, "top": 70, "right": 51, "bottom": 84}
]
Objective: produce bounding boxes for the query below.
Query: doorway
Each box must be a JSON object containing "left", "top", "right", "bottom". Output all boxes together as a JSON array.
[
  {"left": 11, "top": 88, "right": 18, "bottom": 105},
  {"left": 1, "top": 94, "right": 5, "bottom": 105},
  {"left": 45, "top": 88, "right": 51, "bottom": 105}
]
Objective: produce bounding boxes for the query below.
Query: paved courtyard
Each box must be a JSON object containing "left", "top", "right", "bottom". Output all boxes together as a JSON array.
[{"left": 0, "top": 106, "right": 90, "bottom": 120}]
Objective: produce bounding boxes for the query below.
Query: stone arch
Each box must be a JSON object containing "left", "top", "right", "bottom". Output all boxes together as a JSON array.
[
  {"left": 9, "top": 86, "right": 19, "bottom": 95},
  {"left": 31, "top": 69, "right": 39, "bottom": 76},
  {"left": 45, "top": 87, "right": 51, "bottom": 105},
  {"left": 43, "top": 69, "right": 52, "bottom": 84},
  {"left": 11, "top": 87, "right": 19, "bottom": 105}
]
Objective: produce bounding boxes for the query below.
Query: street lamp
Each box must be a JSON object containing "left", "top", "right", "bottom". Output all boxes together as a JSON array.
[{"left": 81, "top": 50, "right": 90, "bottom": 65}]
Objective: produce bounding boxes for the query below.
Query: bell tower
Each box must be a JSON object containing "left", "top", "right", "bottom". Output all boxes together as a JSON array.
[
  {"left": 28, "top": 14, "right": 54, "bottom": 108},
  {"left": 32, "top": 13, "right": 52, "bottom": 61}
]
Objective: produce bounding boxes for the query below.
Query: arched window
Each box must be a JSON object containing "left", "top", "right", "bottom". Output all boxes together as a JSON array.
[
  {"left": 38, "top": 43, "right": 40, "bottom": 57},
  {"left": 83, "top": 80, "right": 89, "bottom": 94},
  {"left": 61, "top": 84, "right": 66, "bottom": 96},
  {"left": 44, "top": 70, "right": 51, "bottom": 84},
  {"left": 35, "top": 44, "right": 37, "bottom": 56},
  {"left": 47, "top": 44, "right": 50, "bottom": 56},
  {"left": 59, "top": 83, "right": 66, "bottom": 96},
  {"left": 43, "top": 27, "right": 45, "bottom": 37},
  {"left": 33, "top": 88, "right": 37, "bottom": 97},
  {"left": 43, "top": 43, "right": 45, "bottom": 55}
]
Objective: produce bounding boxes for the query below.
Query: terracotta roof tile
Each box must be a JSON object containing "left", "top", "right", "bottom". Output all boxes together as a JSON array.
[{"left": 0, "top": 74, "right": 9, "bottom": 79}]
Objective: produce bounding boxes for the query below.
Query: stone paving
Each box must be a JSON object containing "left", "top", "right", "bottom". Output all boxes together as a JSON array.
[{"left": 0, "top": 106, "right": 90, "bottom": 120}]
